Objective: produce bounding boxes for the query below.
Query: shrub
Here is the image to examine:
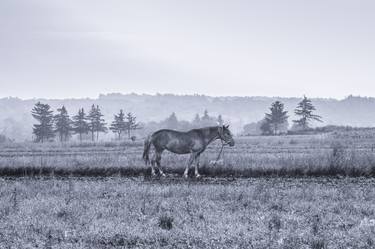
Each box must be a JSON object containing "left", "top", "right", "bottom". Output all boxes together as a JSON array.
[{"left": 158, "top": 215, "right": 173, "bottom": 230}]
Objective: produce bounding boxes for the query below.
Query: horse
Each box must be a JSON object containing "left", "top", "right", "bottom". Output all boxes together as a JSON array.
[{"left": 142, "top": 125, "right": 235, "bottom": 178}]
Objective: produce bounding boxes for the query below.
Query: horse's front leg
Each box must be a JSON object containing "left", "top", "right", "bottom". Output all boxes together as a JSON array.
[{"left": 184, "top": 153, "right": 196, "bottom": 178}]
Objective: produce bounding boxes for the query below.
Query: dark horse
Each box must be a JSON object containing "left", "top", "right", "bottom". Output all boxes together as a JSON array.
[{"left": 143, "top": 125, "right": 235, "bottom": 177}]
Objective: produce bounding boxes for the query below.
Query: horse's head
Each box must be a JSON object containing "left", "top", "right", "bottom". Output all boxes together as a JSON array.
[{"left": 218, "top": 125, "right": 235, "bottom": 146}]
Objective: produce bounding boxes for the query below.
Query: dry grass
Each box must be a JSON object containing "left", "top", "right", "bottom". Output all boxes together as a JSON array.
[
  {"left": 1, "top": 132, "right": 375, "bottom": 177},
  {"left": 0, "top": 177, "right": 374, "bottom": 248},
  {"left": 1, "top": 131, "right": 375, "bottom": 247}
]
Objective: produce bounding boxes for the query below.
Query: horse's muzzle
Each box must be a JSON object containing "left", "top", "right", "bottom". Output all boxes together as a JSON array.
[{"left": 229, "top": 140, "right": 235, "bottom": 147}]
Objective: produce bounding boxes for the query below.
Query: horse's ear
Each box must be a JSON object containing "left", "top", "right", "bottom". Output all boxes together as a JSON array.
[{"left": 224, "top": 124, "right": 229, "bottom": 129}]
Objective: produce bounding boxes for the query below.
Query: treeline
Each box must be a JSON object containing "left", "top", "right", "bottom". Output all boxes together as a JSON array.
[
  {"left": 31, "top": 102, "right": 140, "bottom": 142},
  {"left": 30, "top": 96, "right": 321, "bottom": 142},
  {"left": 243, "top": 96, "right": 323, "bottom": 135},
  {"left": 144, "top": 110, "right": 224, "bottom": 134}
]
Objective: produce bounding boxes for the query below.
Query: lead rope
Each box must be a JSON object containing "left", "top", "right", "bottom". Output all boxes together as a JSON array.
[{"left": 212, "top": 140, "right": 226, "bottom": 166}]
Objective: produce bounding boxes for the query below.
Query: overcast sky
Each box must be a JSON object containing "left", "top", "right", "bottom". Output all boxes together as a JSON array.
[{"left": 1, "top": 0, "right": 374, "bottom": 99}]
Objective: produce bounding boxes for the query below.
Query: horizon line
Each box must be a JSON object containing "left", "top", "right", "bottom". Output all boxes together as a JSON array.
[{"left": 0, "top": 92, "right": 373, "bottom": 101}]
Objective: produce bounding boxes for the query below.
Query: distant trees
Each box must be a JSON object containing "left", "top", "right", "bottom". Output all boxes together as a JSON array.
[
  {"left": 200, "top": 110, "right": 216, "bottom": 126},
  {"left": 293, "top": 96, "right": 322, "bottom": 130},
  {"left": 243, "top": 97, "right": 324, "bottom": 136},
  {"left": 217, "top": 114, "right": 224, "bottom": 126},
  {"left": 125, "top": 112, "right": 140, "bottom": 139},
  {"left": 262, "top": 101, "right": 289, "bottom": 135},
  {"left": 87, "top": 105, "right": 107, "bottom": 141},
  {"left": 72, "top": 108, "right": 89, "bottom": 142},
  {"left": 148, "top": 110, "right": 224, "bottom": 134},
  {"left": 110, "top": 110, "right": 127, "bottom": 140},
  {"left": 163, "top": 112, "right": 179, "bottom": 130},
  {"left": 54, "top": 106, "right": 72, "bottom": 142},
  {"left": 30, "top": 103, "right": 145, "bottom": 142},
  {"left": 191, "top": 110, "right": 218, "bottom": 128},
  {"left": 242, "top": 120, "right": 264, "bottom": 136},
  {"left": 31, "top": 102, "right": 55, "bottom": 142},
  {"left": 192, "top": 114, "right": 201, "bottom": 128},
  {"left": 259, "top": 119, "right": 272, "bottom": 135}
]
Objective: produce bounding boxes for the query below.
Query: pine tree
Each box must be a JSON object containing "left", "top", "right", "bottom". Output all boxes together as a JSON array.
[
  {"left": 110, "top": 109, "right": 127, "bottom": 140},
  {"left": 264, "top": 101, "right": 289, "bottom": 135},
  {"left": 192, "top": 114, "right": 201, "bottom": 128},
  {"left": 125, "top": 112, "right": 140, "bottom": 139},
  {"left": 87, "top": 105, "right": 107, "bottom": 141},
  {"left": 31, "top": 102, "right": 55, "bottom": 142},
  {"left": 54, "top": 106, "right": 72, "bottom": 142},
  {"left": 217, "top": 114, "right": 224, "bottom": 126},
  {"left": 201, "top": 110, "right": 210, "bottom": 125},
  {"left": 259, "top": 119, "right": 272, "bottom": 135},
  {"left": 201, "top": 110, "right": 215, "bottom": 126},
  {"left": 293, "top": 96, "right": 322, "bottom": 130},
  {"left": 163, "top": 112, "right": 179, "bottom": 130},
  {"left": 72, "top": 108, "right": 89, "bottom": 142}
]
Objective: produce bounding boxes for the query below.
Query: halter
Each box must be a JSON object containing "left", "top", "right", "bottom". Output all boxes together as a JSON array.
[{"left": 217, "top": 127, "right": 231, "bottom": 145}]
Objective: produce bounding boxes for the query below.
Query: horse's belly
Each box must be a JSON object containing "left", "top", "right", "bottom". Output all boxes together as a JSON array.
[
  {"left": 167, "top": 147, "right": 191, "bottom": 154},
  {"left": 164, "top": 139, "right": 193, "bottom": 154}
]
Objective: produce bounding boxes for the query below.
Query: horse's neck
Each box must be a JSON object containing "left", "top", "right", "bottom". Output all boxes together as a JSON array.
[{"left": 204, "top": 127, "right": 219, "bottom": 145}]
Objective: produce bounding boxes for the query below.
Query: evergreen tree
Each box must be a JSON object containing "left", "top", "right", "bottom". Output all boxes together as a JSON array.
[
  {"left": 72, "top": 108, "right": 89, "bottom": 142},
  {"left": 293, "top": 96, "right": 322, "bottom": 130},
  {"left": 201, "top": 110, "right": 210, "bottom": 124},
  {"left": 259, "top": 119, "right": 272, "bottom": 135},
  {"left": 31, "top": 102, "right": 55, "bottom": 142},
  {"left": 200, "top": 110, "right": 215, "bottom": 126},
  {"left": 264, "top": 101, "right": 289, "bottom": 135},
  {"left": 217, "top": 114, "right": 224, "bottom": 126},
  {"left": 163, "top": 112, "right": 179, "bottom": 130},
  {"left": 87, "top": 105, "right": 107, "bottom": 141},
  {"left": 125, "top": 112, "right": 140, "bottom": 138},
  {"left": 54, "top": 106, "right": 72, "bottom": 142},
  {"left": 192, "top": 114, "right": 201, "bottom": 128},
  {"left": 110, "top": 109, "right": 127, "bottom": 140}
]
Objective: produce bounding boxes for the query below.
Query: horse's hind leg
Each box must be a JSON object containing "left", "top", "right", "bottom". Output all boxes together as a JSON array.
[
  {"left": 155, "top": 150, "right": 166, "bottom": 177},
  {"left": 184, "top": 153, "right": 196, "bottom": 178}
]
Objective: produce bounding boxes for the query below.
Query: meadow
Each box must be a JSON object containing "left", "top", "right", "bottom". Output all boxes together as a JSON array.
[
  {"left": 1, "top": 130, "right": 375, "bottom": 248},
  {"left": 1, "top": 177, "right": 374, "bottom": 248},
  {"left": 1, "top": 129, "right": 375, "bottom": 177}
]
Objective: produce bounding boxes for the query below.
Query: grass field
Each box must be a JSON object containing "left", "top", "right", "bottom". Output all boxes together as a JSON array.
[
  {"left": 1, "top": 130, "right": 375, "bottom": 177},
  {"left": 1, "top": 177, "right": 374, "bottom": 248},
  {"left": 1, "top": 131, "right": 375, "bottom": 248}
]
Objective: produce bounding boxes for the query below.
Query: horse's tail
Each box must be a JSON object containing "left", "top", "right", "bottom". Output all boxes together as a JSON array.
[{"left": 142, "top": 135, "right": 152, "bottom": 165}]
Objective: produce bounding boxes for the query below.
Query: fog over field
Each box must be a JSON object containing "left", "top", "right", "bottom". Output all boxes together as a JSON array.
[{"left": 1, "top": 93, "right": 375, "bottom": 141}]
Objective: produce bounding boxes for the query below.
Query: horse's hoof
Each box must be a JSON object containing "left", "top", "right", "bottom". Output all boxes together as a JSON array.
[
  {"left": 195, "top": 174, "right": 201, "bottom": 178},
  {"left": 183, "top": 174, "right": 188, "bottom": 178},
  {"left": 161, "top": 173, "right": 166, "bottom": 177}
]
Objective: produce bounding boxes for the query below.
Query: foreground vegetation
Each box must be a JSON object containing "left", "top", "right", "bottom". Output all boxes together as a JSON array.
[
  {"left": 1, "top": 130, "right": 375, "bottom": 177},
  {"left": 0, "top": 177, "right": 374, "bottom": 248}
]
